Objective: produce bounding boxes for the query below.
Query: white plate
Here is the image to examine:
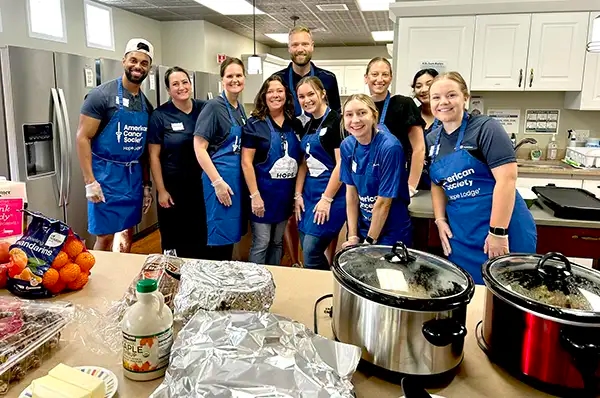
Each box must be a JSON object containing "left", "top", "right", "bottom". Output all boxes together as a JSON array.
[{"left": 19, "top": 366, "right": 118, "bottom": 398}]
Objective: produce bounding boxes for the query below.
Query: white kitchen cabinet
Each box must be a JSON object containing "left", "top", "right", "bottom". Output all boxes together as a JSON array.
[
  {"left": 470, "top": 14, "right": 532, "bottom": 91},
  {"left": 564, "top": 12, "right": 600, "bottom": 110},
  {"left": 319, "top": 64, "right": 369, "bottom": 97},
  {"left": 517, "top": 177, "right": 583, "bottom": 190},
  {"left": 526, "top": 12, "right": 589, "bottom": 91},
  {"left": 325, "top": 65, "right": 345, "bottom": 96},
  {"left": 262, "top": 61, "right": 281, "bottom": 82},
  {"left": 583, "top": 180, "right": 600, "bottom": 198},
  {"left": 395, "top": 16, "right": 475, "bottom": 96}
]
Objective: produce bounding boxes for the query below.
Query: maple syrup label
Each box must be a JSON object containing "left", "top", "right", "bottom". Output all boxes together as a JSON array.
[{"left": 122, "top": 328, "right": 173, "bottom": 373}]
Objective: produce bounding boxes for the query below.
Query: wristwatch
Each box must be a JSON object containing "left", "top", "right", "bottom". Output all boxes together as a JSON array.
[
  {"left": 489, "top": 226, "right": 508, "bottom": 236},
  {"left": 365, "top": 235, "right": 377, "bottom": 245}
]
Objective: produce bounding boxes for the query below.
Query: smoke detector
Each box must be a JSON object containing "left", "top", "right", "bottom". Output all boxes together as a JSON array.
[{"left": 316, "top": 4, "right": 349, "bottom": 12}]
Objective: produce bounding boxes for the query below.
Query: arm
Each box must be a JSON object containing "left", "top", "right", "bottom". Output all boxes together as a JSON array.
[
  {"left": 314, "top": 149, "right": 343, "bottom": 225},
  {"left": 148, "top": 144, "right": 173, "bottom": 208},
  {"left": 194, "top": 137, "right": 221, "bottom": 184},
  {"left": 75, "top": 115, "right": 101, "bottom": 185},
  {"left": 342, "top": 185, "right": 360, "bottom": 248},
  {"left": 294, "top": 158, "right": 307, "bottom": 221},
  {"left": 367, "top": 197, "right": 393, "bottom": 241},
  {"left": 407, "top": 125, "right": 425, "bottom": 191},
  {"left": 241, "top": 148, "right": 258, "bottom": 195},
  {"left": 431, "top": 183, "right": 453, "bottom": 256},
  {"left": 484, "top": 163, "right": 517, "bottom": 257}
]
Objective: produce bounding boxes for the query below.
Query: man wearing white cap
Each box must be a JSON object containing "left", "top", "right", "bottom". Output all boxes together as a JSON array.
[{"left": 76, "top": 38, "right": 155, "bottom": 252}]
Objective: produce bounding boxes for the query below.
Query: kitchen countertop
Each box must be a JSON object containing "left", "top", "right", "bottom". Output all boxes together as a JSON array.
[
  {"left": 6, "top": 251, "right": 558, "bottom": 398},
  {"left": 409, "top": 191, "right": 600, "bottom": 229},
  {"left": 516, "top": 160, "right": 600, "bottom": 178}
]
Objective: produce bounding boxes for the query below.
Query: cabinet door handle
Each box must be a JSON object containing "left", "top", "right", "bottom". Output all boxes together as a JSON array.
[
  {"left": 518, "top": 69, "right": 523, "bottom": 87},
  {"left": 529, "top": 68, "right": 534, "bottom": 87},
  {"left": 572, "top": 235, "right": 600, "bottom": 242}
]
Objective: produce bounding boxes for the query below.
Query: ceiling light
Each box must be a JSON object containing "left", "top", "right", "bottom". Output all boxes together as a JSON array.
[
  {"left": 588, "top": 15, "right": 600, "bottom": 53},
  {"left": 265, "top": 33, "right": 288, "bottom": 44},
  {"left": 316, "top": 4, "right": 349, "bottom": 12},
  {"left": 195, "top": 0, "right": 264, "bottom": 15},
  {"left": 358, "top": 0, "right": 394, "bottom": 12},
  {"left": 371, "top": 30, "right": 394, "bottom": 42}
]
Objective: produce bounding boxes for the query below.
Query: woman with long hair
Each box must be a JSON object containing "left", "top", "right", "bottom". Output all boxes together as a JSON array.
[{"left": 241, "top": 75, "right": 301, "bottom": 265}]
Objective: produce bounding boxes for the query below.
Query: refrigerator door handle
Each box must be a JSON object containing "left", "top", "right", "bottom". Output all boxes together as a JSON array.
[
  {"left": 57, "top": 88, "right": 72, "bottom": 206},
  {"left": 50, "top": 88, "right": 67, "bottom": 207}
]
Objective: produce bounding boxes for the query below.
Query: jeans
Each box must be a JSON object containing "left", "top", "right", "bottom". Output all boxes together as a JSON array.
[
  {"left": 300, "top": 232, "right": 333, "bottom": 270},
  {"left": 249, "top": 220, "right": 287, "bottom": 265}
]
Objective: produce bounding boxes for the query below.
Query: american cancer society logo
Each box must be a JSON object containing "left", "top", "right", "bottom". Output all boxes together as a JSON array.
[{"left": 116, "top": 130, "right": 123, "bottom": 143}]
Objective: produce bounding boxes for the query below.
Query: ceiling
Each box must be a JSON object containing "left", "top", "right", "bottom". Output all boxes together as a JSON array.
[{"left": 95, "top": 0, "right": 395, "bottom": 47}]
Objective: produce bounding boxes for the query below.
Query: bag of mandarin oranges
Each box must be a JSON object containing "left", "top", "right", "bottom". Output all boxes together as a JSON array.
[{"left": 5, "top": 210, "right": 95, "bottom": 298}]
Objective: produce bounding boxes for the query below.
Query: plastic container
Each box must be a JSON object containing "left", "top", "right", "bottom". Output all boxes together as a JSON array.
[
  {"left": 546, "top": 133, "right": 558, "bottom": 160},
  {"left": 565, "top": 147, "right": 600, "bottom": 168},
  {"left": 122, "top": 279, "right": 173, "bottom": 381}
]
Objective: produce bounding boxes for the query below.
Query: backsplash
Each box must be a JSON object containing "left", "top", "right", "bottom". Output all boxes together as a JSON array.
[{"left": 471, "top": 91, "right": 600, "bottom": 149}]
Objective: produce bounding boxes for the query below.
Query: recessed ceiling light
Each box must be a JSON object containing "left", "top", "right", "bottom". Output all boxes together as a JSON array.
[
  {"left": 265, "top": 33, "right": 288, "bottom": 43},
  {"left": 358, "top": 0, "right": 394, "bottom": 12},
  {"left": 371, "top": 30, "right": 394, "bottom": 42},
  {"left": 195, "top": 0, "right": 264, "bottom": 15},
  {"left": 316, "top": 4, "right": 349, "bottom": 12}
]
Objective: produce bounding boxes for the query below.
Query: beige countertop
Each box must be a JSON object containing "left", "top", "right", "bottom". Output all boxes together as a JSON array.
[
  {"left": 6, "top": 251, "right": 558, "bottom": 398},
  {"left": 409, "top": 191, "right": 600, "bottom": 229},
  {"left": 516, "top": 160, "right": 600, "bottom": 178}
]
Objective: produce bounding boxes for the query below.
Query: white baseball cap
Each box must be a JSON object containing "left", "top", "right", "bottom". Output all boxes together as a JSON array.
[{"left": 124, "top": 38, "right": 154, "bottom": 62}]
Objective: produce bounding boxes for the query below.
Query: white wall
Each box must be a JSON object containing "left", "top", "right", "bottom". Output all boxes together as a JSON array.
[
  {"left": 0, "top": 0, "right": 163, "bottom": 63},
  {"left": 270, "top": 45, "right": 390, "bottom": 61}
]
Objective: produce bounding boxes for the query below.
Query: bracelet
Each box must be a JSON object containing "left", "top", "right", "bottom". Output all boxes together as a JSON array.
[
  {"left": 249, "top": 191, "right": 260, "bottom": 199},
  {"left": 434, "top": 218, "right": 446, "bottom": 225},
  {"left": 294, "top": 193, "right": 302, "bottom": 200},
  {"left": 211, "top": 178, "right": 223, "bottom": 187},
  {"left": 321, "top": 194, "right": 333, "bottom": 203}
]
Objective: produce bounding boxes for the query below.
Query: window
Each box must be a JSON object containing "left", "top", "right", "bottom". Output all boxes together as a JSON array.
[
  {"left": 84, "top": 0, "right": 114, "bottom": 51},
  {"left": 26, "top": 0, "right": 67, "bottom": 42}
]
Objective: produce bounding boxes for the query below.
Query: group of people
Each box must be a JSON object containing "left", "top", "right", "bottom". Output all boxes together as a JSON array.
[{"left": 76, "top": 28, "right": 537, "bottom": 284}]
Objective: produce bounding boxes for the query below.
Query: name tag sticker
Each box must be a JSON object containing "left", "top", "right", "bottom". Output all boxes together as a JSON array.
[
  {"left": 352, "top": 160, "right": 357, "bottom": 173},
  {"left": 171, "top": 122, "right": 184, "bottom": 131},
  {"left": 319, "top": 127, "right": 328, "bottom": 136},
  {"left": 122, "top": 98, "right": 130, "bottom": 107}
]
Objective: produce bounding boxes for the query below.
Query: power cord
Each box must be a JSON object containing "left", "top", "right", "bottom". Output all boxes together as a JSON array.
[{"left": 313, "top": 294, "right": 333, "bottom": 334}]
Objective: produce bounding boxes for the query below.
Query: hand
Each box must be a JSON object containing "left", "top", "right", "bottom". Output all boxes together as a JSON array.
[
  {"left": 294, "top": 195, "right": 305, "bottom": 222},
  {"left": 85, "top": 181, "right": 105, "bottom": 203},
  {"left": 143, "top": 186, "right": 153, "bottom": 214},
  {"left": 484, "top": 233, "right": 509, "bottom": 259},
  {"left": 409, "top": 185, "right": 418, "bottom": 197},
  {"left": 251, "top": 193, "right": 265, "bottom": 218},
  {"left": 214, "top": 179, "right": 234, "bottom": 207},
  {"left": 313, "top": 198, "right": 331, "bottom": 225},
  {"left": 342, "top": 236, "right": 360, "bottom": 249},
  {"left": 435, "top": 218, "right": 453, "bottom": 256},
  {"left": 158, "top": 190, "right": 174, "bottom": 208}
]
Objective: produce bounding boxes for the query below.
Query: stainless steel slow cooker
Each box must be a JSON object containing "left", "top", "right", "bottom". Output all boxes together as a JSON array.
[
  {"left": 331, "top": 242, "right": 475, "bottom": 376},
  {"left": 478, "top": 252, "right": 600, "bottom": 396}
]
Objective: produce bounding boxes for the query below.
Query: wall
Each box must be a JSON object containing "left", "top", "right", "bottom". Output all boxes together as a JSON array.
[
  {"left": 471, "top": 91, "right": 600, "bottom": 149},
  {"left": 0, "top": 0, "right": 163, "bottom": 63},
  {"left": 270, "top": 45, "right": 390, "bottom": 61}
]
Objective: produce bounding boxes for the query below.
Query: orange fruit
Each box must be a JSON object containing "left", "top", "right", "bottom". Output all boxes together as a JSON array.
[
  {"left": 48, "top": 279, "right": 66, "bottom": 295},
  {"left": 42, "top": 268, "right": 60, "bottom": 288},
  {"left": 18, "top": 268, "right": 33, "bottom": 281},
  {"left": 0, "top": 241, "right": 10, "bottom": 263},
  {"left": 67, "top": 271, "right": 88, "bottom": 291},
  {"left": 59, "top": 262, "right": 80, "bottom": 284},
  {"left": 52, "top": 251, "right": 69, "bottom": 269},
  {"left": 74, "top": 252, "right": 95, "bottom": 273},
  {"left": 9, "top": 248, "right": 27, "bottom": 268},
  {"left": 63, "top": 239, "right": 84, "bottom": 260}
]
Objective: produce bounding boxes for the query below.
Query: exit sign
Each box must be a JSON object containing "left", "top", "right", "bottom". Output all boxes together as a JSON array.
[{"left": 217, "top": 54, "right": 227, "bottom": 64}]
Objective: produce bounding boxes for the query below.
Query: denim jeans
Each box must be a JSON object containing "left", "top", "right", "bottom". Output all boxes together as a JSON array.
[
  {"left": 249, "top": 220, "right": 288, "bottom": 265},
  {"left": 299, "top": 232, "right": 333, "bottom": 270}
]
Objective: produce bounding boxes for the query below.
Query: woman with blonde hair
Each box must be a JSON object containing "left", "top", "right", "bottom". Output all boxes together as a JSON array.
[
  {"left": 340, "top": 94, "right": 412, "bottom": 247},
  {"left": 427, "top": 71, "right": 536, "bottom": 284},
  {"left": 294, "top": 76, "right": 346, "bottom": 269}
]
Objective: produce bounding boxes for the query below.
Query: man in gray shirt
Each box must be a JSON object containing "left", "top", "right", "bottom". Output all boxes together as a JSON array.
[{"left": 76, "top": 38, "right": 155, "bottom": 252}]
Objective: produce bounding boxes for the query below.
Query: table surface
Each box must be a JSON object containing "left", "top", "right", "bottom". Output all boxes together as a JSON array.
[
  {"left": 408, "top": 191, "right": 600, "bottom": 229},
  {"left": 6, "top": 251, "right": 558, "bottom": 398}
]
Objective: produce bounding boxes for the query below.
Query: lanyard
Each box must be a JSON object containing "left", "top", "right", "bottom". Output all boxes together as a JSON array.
[
  {"left": 431, "top": 112, "right": 469, "bottom": 164},
  {"left": 221, "top": 91, "right": 246, "bottom": 126},
  {"left": 288, "top": 64, "right": 315, "bottom": 114}
]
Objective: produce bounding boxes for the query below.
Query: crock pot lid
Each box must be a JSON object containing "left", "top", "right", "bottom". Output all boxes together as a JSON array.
[
  {"left": 488, "top": 252, "right": 600, "bottom": 313},
  {"left": 336, "top": 242, "right": 469, "bottom": 299}
]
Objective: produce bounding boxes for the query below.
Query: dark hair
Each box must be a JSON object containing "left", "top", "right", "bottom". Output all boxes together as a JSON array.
[
  {"left": 296, "top": 76, "right": 329, "bottom": 105},
  {"left": 251, "top": 74, "right": 295, "bottom": 120},
  {"left": 220, "top": 57, "right": 245, "bottom": 78},
  {"left": 164, "top": 66, "right": 191, "bottom": 88},
  {"left": 411, "top": 68, "right": 439, "bottom": 89},
  {"left": 365, "top": 57, "right": 392, "bottom": 75}
]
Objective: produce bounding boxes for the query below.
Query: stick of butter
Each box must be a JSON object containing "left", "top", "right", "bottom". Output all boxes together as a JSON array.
[
  {"left": 32, "top": 375, "right": 91, "bottom": 398},
  {"left": 47, "top": 364, "right": 105, "bottom": 398}
]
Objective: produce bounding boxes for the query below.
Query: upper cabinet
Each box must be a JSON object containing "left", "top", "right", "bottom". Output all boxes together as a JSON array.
[
  {"left": 564, "top": 12, "right": 600, "bottom": 110},
  {"left": 316, "top": 62, "right": 370, "bottom": 97},
  {"left": 394, "top": 16, "right": 475, "bottom": 96},
  {"left": 471, "top": 12, "right": 589, "bottom": 91}
]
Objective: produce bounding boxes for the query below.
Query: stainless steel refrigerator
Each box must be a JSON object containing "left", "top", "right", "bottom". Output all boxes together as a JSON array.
[
  {"left": 0, "top": 45, "right": 96, "bottom": 246},
  {"left": 194, "top": 71, "right": 220, "bottom": 101},
  {"left": 95, "top": 58, "right": 159, "bottom": 237}
]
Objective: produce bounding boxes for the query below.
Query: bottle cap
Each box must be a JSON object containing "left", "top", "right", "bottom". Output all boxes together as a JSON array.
[{"left": 137, "top": 279, "right": 158, "bottom": 293}]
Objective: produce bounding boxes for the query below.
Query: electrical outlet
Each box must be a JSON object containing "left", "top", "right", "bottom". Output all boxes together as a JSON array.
[{"left": 577, "top": 130, "right": 590, "bottom": 139}]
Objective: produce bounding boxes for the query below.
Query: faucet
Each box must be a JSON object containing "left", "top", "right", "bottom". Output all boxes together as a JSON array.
[{"left": 514, "top": 138, "right": 537, "bottom": 152}]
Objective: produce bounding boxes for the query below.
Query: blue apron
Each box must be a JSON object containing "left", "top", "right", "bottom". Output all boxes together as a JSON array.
[
  {"left": 288, "top": 65, "right": 315, "bottom": 117},
  {"left": 298, "top": 108, "right": 346, "bottom": 238},
  {"left": 253, "top": 118, "right": 301, "bottom": 224},
  {"left": 201, "top": 92, "right": 247, "bottom": 246},
  {"left": 428, "top": 113, "right": 537, "bottom": 284},
  {"left": 350, "top": 131, "right": 413, "bottom": 246},
  {"left": 377, "top": 92, "right": 392, "bottom": 135},
  {"left": 88, "top": 78, "right": 148, "bottom": 235}
]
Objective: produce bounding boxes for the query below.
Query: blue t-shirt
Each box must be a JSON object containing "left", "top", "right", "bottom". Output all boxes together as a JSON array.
[
  {"left": 426, "top": 114, "right": 516, "bottom": 177},
  {"left": 242, "top": 116, "right": 300, "bottom": 164},
  {"left": 147, "top": 99, "right": 206, "bottom": 177},
  {"left": 193, "top": 96, "right": 246, "bottom": 156}
]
